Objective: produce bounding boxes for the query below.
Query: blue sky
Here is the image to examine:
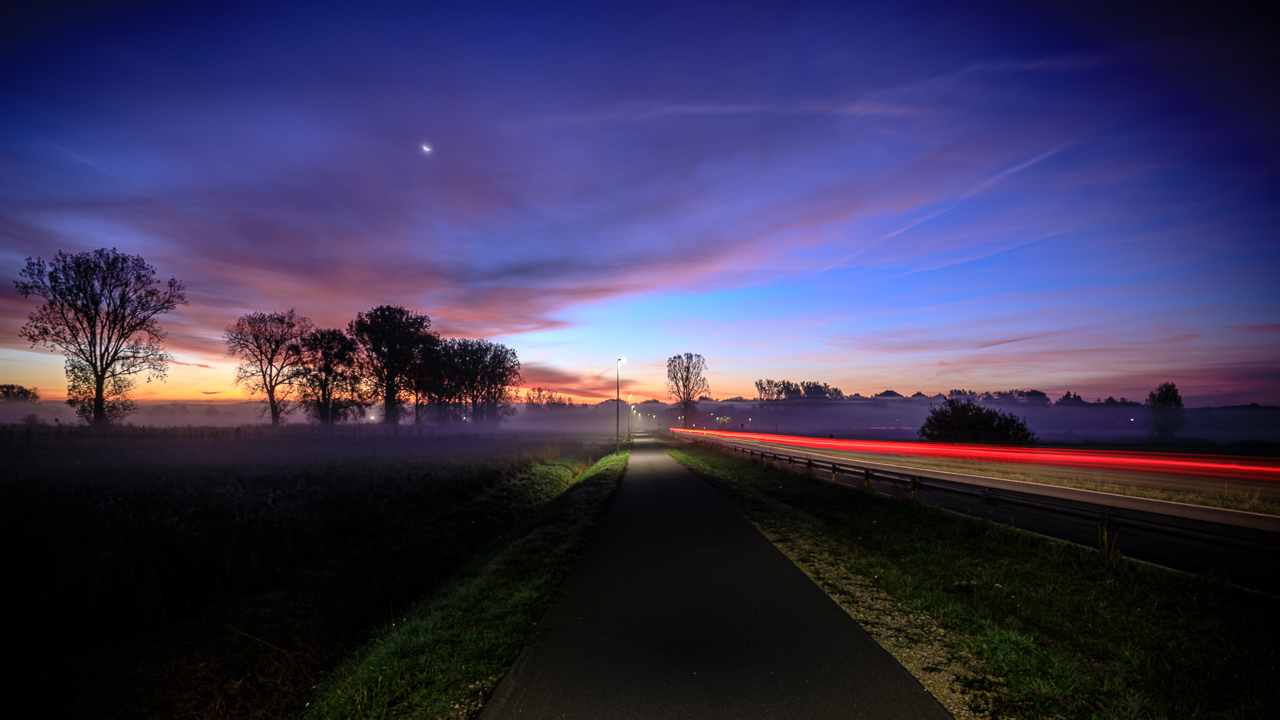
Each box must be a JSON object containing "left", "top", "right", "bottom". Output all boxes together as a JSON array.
[{"left": 2, "top": 0, "right": 1277, "bottom": 406}]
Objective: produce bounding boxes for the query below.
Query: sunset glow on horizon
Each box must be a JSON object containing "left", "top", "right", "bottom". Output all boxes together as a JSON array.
[{"left": 2, "top": 1, "right": 1277, "bottom": 410}]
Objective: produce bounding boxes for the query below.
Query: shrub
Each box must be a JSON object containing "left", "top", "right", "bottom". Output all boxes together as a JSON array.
[
  {"left": 918, "top": 397, "right": 1038, "bottom": 445},
  {"left": 1144, "top": 381, "right": 1186, "bottom": 440}
]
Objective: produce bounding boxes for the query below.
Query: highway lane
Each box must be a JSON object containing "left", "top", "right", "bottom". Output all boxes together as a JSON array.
[
  {"left": 675, "top": 429, "right": 1280, "bottom": 510},
  {"left": 673, "top": 431, "right": 1280, "bottom": 593}
]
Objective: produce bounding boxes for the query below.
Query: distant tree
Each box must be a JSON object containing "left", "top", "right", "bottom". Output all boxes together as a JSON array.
[
  {"left": 800, "top": 381, "right": 843, "bottom": 400},
  {"left": 919, "top": 397, "right": 1038, "bottom": 445},
  {"left": 224, "top": 309, "right": 313, "bottom": 424},
  {"left": 446, "top": 338, "right": 523, "bottom": 424},
  {"left": 986, "top": 389, "right": 1051, "bottom": 406},
  {"left": 1055, "top": 391, "right": 1087, "bottom": 406},
  {"left": 525, "top": 387, "right": 570, "bottom": 410},
  {"left": 755, "top": 379, "right": 786, "bottom": 406},
  {"left": 668, "top": 353, "right": 710, "bottom": 428},
  {"left": 1020, "top": 389, "right": 1050, "bottom": 405},
  {"left": 15, "top": 248, "right": 187, "bottom": 425},
  {"left": 948, "top": 389, "right": 977, "bottom": 399},
  {"left": 349, "top": 305, "right": 437, "bottom": 425},
  {"left": 1144, "top": 382, "right": 1186, "bottom": 440},
  {"left": 0, "top": 384, "right": 39, "bottom": 402},
  {"left": 297, "top": 328, "right": 366, "bottom": 424}
]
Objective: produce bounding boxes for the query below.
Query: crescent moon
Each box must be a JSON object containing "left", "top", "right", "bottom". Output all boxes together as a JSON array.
[{"left": 421, "top": 144, "right": 432, "bottom": 153}]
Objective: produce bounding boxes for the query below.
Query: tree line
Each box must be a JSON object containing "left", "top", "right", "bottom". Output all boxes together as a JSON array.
[
  {"left": 921, "top": 382, "right": 1187, "bottom": 445},
  {"left": 754, "top": 379, "right": 845, "bottom": 402},
  {"left": 15, "top": 247, "right": 522, "bottom": 426},
  {"left": 225, "top": 306, "right": 524, "bottom": 426}
]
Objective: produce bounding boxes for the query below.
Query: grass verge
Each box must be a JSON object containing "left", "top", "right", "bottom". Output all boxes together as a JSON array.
[
  {"left": 295, "top": 451, "right": 628, "bottom": 719},
  {"left": 662, "top": 437, "right": 1280, "bottom": 720}
]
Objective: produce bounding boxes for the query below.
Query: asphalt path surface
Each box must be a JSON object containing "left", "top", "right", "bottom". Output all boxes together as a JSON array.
[{"left": 480, "top": 434, "right": 952, "bottom": 720}]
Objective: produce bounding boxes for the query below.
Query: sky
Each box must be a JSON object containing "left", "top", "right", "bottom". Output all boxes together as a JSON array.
[{"left": 2, "top": 0, "right": 1277, "bottom": 408}]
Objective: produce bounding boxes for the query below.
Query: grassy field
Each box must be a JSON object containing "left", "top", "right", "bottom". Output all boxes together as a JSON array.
[
  {"left": 662, "top": 436, "right": 1280, "bottom": 720},
  {"left": 1, "top": 424, "right": 621, "bottom": 719}
]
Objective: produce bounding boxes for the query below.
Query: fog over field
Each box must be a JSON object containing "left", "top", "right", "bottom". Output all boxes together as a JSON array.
[{"left": 5, "top": 396, "right": 1277, "bottom": 446}]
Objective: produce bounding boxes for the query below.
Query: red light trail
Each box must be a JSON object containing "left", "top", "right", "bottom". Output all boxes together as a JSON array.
[{"left": 671, "top": 428, "right": 1280, "bottom": 484}]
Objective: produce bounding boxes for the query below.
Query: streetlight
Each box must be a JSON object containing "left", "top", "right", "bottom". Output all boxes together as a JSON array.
[{"left": 616, "top": 357, "right": 624, "bottom": 454}]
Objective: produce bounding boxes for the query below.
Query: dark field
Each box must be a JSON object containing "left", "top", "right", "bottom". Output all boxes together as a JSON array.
[{"left": 0, "top": 424, "right": 615, "bottom": 718}]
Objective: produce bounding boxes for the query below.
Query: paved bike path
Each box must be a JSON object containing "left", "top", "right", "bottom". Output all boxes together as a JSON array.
[{"left": 480, "top": 434, "right": 952, "bottom": 719}]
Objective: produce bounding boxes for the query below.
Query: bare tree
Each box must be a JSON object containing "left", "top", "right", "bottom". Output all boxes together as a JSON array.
[
  {"left": 15, "top": 248, "right": 187, "bottom": 425},
  {"left": 524, "top": 387, "right": 569, "bottom": 411},
  {"left": 297, "top": 328, "right": 365, "bottom": 424},
  {"left": 349, "top": 305, "right": 436, "bottom": 425},
  {"left": 667, "top": 353, "right": 709, "bottom": 428},
  {"left": 65, "top": 358, "right": 136, "bottom": 423},
  {"left": 224, "top": 309, "right": 313, "bottom": 425}
]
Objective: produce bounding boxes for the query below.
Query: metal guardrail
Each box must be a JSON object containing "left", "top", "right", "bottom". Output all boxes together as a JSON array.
[{"left": 670, "top": 431, "right": 1280, "bottom": 587}]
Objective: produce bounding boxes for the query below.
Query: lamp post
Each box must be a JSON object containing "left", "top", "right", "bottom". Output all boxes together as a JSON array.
[
  {"left": 616, "top": 357, "right": 624, "bottom": 454},
  {"left": 627, "top": 394, "right": 633, "bottom": 438}
]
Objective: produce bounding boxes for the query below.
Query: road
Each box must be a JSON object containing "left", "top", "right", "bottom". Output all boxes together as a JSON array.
[
  {"left": 684, "top": 431, "right": 1280, "bottom": 593},
  {"left": 480, "top": 434, "right": 953, "bottom": 720}
]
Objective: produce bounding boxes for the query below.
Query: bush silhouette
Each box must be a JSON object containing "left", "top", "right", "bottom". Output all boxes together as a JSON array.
[
  {"left": 919, "top": 397, "right": 1038, "bottom": 445},
  {"left": 1144, "top": 381, "right": 1186, "bottom": 440}
]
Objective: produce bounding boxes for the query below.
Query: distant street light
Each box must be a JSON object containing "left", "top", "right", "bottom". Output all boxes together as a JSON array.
[
  {"left": 628, "top": 394, "right": 633, "bottom": 437},
  {"left": 616, "top": 357, "right": 624, "bottom": 454}
]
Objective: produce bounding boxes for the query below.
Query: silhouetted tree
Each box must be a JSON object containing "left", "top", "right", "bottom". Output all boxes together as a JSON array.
[
  {"left": 1055, "top": 391, "right": 1087, "bottom": 406},
  {"left": 297, "top": 328, "right": 366, "bottom": 424},
  {"left": 668, "top": 353, "right": 709, "bottom": 428},
  {"left": 224, "top": 309, "right": 313, "bottom": 424},
  {"left": 800, "top": 381, "right": 844, "bottom": 400},
  {"left": 524, "top": 387, "right": 570, "bottom": 410},
  {"left": 15, "top": 248, "right": 186, "bottom": 425},
  {"left": 0, "top": 384, "right": 39, "bottom": 402},
  {"left": 755, "top": 379, "right": 785, "bottom": 406},
  {"left": 1144, "top": 382, "right": 1186, "bottom": 440},
  {"left": 919, "top": 397, "right": 1038, "bottom": 445},
  {"left": 406, "top": 331, "right": 445, "bottom": 424},
  {"left": 445, "top": 338, "right": 523, "bottom": 424},
  {"left": 349, "top": 305, "right": 437, "bottom": 425},
  {"left": 65, "top": 358, "right": 136, "bottom": 423},
  {"left": 414, "top": 335, "right": 461, "bottom": 423},
  {"left": 983, "top": 389, "right": 1051, "bottom": 406}
]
